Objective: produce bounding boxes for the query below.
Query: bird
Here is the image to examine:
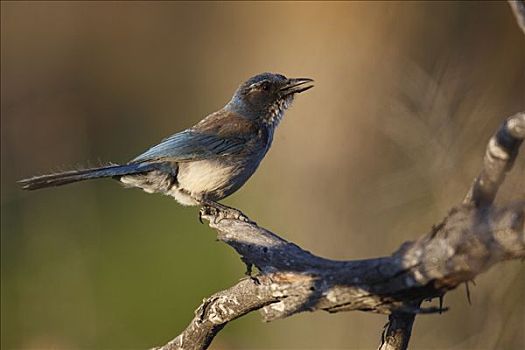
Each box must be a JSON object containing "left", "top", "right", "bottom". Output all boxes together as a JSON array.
[{"left": 18, "top": 72, "right": 314, "bottom": 220}]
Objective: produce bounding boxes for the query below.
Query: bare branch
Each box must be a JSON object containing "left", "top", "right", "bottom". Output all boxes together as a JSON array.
[
  {"left": 379, "top": 308, "right": 418, "bottom": 350},
  {"left": 151, "top": 277, "right": 278, "bottom": 350},
  {"left": 153, "top": 113, "right": 524, "bottom": 350},
  {"left": 155, "top": 204, "right": 524, "bottom": 350},
  {"left": 464, "top": 112, "right": 525, "bottom": 206},
  {"left": 382, "top": 111, "right": 525, "bottom": 350}
]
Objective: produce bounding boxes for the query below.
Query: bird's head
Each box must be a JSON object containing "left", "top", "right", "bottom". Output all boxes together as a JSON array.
[{"left": 226, "top": 73, "right": 313, "bottom": 127}]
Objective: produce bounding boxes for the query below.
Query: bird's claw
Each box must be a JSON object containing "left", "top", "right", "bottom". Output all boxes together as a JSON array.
[{"left": 199, "top": 202, "right": 252, "bottom": 224}]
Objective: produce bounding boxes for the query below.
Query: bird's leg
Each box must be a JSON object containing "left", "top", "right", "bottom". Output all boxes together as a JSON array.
[{"left": 199, "top": 199, "right": 252, "bottom": 224}]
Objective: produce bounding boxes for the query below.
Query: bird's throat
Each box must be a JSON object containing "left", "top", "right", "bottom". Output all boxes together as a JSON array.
[{"left": 264, "top": 95, "right": 294, "bottom": 128}]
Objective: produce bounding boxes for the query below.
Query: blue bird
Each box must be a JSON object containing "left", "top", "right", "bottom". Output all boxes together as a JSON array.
[{"left": 19, "top": 73, "right": 313, "bottom": 219}]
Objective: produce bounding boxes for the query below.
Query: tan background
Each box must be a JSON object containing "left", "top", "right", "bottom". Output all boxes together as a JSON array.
[{"left": 2, "top": 1, "right": 524, "bottom": 349}]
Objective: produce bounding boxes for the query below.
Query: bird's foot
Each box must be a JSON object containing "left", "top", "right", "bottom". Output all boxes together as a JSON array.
[{"left": 199, "top": 201, "right": 252, "bottom": 224}]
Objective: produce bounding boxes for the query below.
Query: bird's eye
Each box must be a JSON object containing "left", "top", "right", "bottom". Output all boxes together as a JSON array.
[{"left": 260, "top": 81, "right": 270, "bottom": 91}]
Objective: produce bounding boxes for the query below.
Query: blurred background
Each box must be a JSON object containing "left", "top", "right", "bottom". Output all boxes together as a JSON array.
[{"left": 2, "top": 1, "right": 524, "bottom": 349}]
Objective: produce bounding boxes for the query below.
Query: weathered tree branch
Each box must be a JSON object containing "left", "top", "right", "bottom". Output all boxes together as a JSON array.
[
  {"left": 464, "top": 112, "right": 525, "bottom": 207},
  {"left": 152, "top": 112, "right": 524, "bottom": 350},
  {"left": 379, "top": 307, "right": 418, "bottom": 350},
  {"left": 151, "top": 277, "right": 278, "bottom": 350}
]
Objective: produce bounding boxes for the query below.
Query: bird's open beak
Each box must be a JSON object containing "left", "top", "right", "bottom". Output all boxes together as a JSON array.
[{"left": 280, "top": 78, "right": 314, "bottom": 96}]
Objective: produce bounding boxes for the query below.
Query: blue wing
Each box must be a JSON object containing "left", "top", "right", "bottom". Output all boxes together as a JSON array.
[{"left": 130, "top": 129, "right": 247, "bottom": 163}]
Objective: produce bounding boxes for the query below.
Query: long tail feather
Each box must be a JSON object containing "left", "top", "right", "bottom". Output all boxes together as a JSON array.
[{"left": 18, "top": 163, "right": 158, "bottom": 190}]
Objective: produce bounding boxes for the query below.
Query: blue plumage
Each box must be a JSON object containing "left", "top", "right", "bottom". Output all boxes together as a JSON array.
[
  {"left": 19, "top": 73, "right": 313, "bottom": 213},
  {"left": 131, "top": 130, "right": 247, "bottom": 163}
]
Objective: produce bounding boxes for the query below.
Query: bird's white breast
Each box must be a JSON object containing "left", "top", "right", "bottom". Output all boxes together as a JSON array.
[{"left": 170, "top": 159, "right": 245, "bottom": 205}]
